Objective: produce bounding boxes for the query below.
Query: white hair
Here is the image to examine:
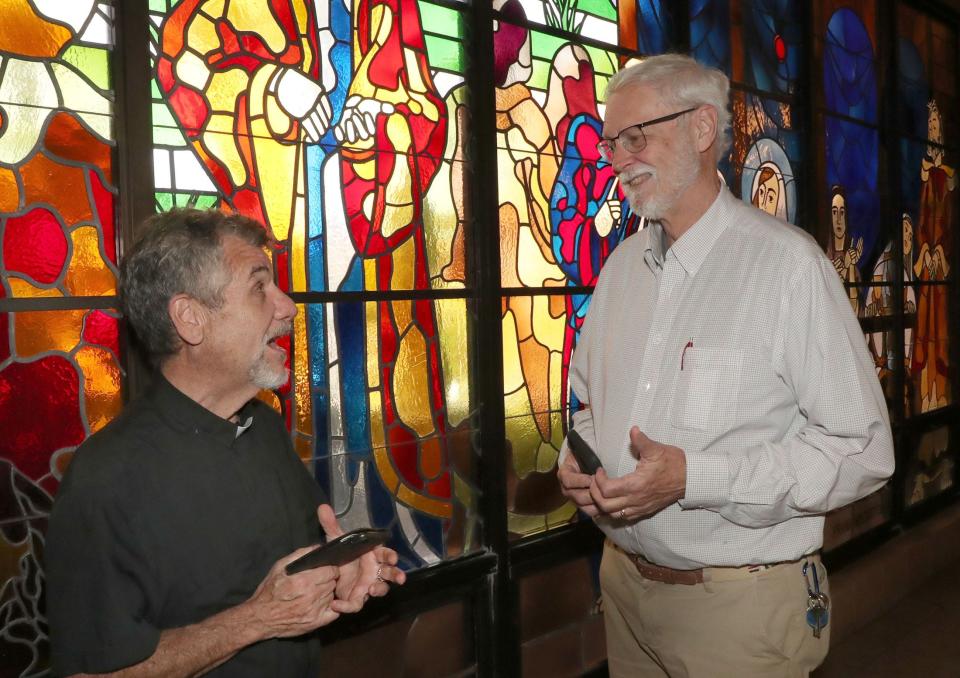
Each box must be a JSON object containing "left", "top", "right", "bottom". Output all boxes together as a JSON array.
[{"left": 606, "top": 54, "right": 731, "bottom": 161}]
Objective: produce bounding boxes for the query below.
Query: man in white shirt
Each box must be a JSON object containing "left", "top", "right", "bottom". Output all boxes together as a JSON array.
[{"left": 557, "top": 54, "right": 894, "bottom": 677}]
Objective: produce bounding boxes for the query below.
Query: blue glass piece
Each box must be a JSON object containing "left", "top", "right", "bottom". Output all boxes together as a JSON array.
[
  {"left": 411, "top": 506, "right": 445, "bottom": 555},
  {"left": 334, "top": 302, "right": 371, "bottom": 456},
  {"left": 898, "top": 37, "right": 930, "bottom": 140},
  {"left": 338, "top": 256, "right": 364, "bottom": 292},
  {"left": 308, "top": 235, "right": 325, "bottom": 292},
  {"left": 744, "top": 0, "right": 802, "bottom": 95},
  {"left": 825, "top": 117, "right": 880, "bottom": 273},
  {"left": 690, "top": 0, "right": 731, "bottom": 74},
  {"left": 363, "top": 463, "right": 423, "bottom": 569},
  {"left": 823, "top": 8, "right": 877, "bottom": 123},
  {"left": 638, "top": 0, "right": 671, "bottom": 55}
]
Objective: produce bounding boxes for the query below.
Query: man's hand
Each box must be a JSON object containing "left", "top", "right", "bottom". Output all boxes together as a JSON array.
[
  {"left": 589, "top": 427, "right": 686, "bottom": 522},
  {"left": 557, "top": 453, "right": 601, "bottom": 517},
  {"left": 244, "top": 547, "right": 341, "bottom": 639},
  {"left": 317, "top": 504, "right": 406, "bottom": 613}
]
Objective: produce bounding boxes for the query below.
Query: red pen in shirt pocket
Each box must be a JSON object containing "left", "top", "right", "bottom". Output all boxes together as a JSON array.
[{"left": 681, "top": 340, "right": 694, "bottom": 370}]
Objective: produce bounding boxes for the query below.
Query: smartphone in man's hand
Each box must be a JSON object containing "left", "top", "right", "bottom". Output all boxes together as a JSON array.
[
  {"left": 285, "top": 528, "right": 391, "bottom": 574},
  {"left": 566, "top": 429, "right": 603, "bottom": 475}
]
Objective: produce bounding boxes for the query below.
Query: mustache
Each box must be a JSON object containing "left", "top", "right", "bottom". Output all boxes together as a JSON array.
[
  {"left": 267, "top": 323, "right": 293, "bottom": 343},
  {"left": 618, "top": 165, "right": 656, "bottom": 184}
]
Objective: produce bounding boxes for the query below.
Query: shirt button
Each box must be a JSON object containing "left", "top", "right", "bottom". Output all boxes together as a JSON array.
[{"left": 644, "top": 382, "right": 651, "bottom": 391}]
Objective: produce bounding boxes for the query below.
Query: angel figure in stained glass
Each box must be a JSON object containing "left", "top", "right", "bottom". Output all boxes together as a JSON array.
[
  {"left": 750, "top": 163, "right": 786, "bottom": 220},
  {"left": 912, "top": 100, "right": 954, "bottom": 412},
  {"left": 826, "top": 184, "right": 863, "bottom": 313}
]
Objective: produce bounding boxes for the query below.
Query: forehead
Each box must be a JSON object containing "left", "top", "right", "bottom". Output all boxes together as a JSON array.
[
  {"left": 221, "top": 235, "right": 271, "bottom": 279},
  {"left": 831, "top": 193, "right": 845, "bottom": 207},
  {"left": 603, "top": 82, "right": 669, "bottom": 134}
]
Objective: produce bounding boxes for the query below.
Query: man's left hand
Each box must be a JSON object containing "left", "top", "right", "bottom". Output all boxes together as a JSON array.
[
  {"left": 316, "top": 504, "right": 407, "bottom": 613},
  {"left": 589, "top": 427, "right": 686, "bottom": 521}
]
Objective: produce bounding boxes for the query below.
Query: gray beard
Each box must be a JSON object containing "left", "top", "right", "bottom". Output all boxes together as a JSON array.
[{"left": 249, "top": 349, "right": 289, "bottom": 390}]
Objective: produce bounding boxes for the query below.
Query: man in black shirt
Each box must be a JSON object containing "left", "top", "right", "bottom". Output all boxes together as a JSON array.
[{"left": 46, "top": 209, "right": 405, "bottom": 677}]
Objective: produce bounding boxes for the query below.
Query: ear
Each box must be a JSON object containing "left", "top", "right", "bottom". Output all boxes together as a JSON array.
[
  {"left": 168, "top": 294, "right": 207, "bottom": 347},
  {"left": 693, "top": 105, "right": 718, "bottom": 154}
]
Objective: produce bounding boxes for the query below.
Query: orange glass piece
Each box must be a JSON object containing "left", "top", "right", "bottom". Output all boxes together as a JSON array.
[
  {"left": 74, "top": 345, "right": 122, "bottom": 434},
  {"left": 14, "top": 309, "right": 85, "bottom": 357},
  {"left": 0, "top": 0, "right": 73, "bottom": 58},
  {"left": 0, "top": 167, "right": 17, "bottom": 212},
  {"left": 45, "top": 112, "right": 113, "bottom": 182},
  {"left": 21, "top": 152, "right": 94, "bottom": 226},
  {"left": 64, "top": 226, "right": 116, "bottom": 296}
]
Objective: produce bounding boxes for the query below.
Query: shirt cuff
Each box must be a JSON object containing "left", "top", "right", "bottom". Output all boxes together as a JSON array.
[{"left": 678, "top": 453, "right": 729, "bottom": 509}]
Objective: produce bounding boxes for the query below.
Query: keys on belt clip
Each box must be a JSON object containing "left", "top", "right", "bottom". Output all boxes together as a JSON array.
[{"left": 802, "top": 561, "right": 829, "bottom": 639}]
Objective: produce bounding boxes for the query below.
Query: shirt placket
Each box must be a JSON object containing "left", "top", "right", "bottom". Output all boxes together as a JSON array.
[{"left": 620, "top": 254, "right": 686, "bottom": 478}]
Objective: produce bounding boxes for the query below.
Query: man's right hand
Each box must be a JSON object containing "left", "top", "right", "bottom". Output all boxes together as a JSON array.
[
  {"left": 244, "top": 547, "right": 341, "bottom": 638},
  {"left": 558, "top": 454, "right": 600, "bottom": 516}
]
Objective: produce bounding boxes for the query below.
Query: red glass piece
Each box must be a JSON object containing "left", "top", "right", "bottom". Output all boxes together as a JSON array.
[
  {"left": 775, "top": 34, "right": 786, "bottom": 62},
  {"left": 169, "top": 86, "right": 208, "bottom": 138},
  {"left": 82, "top": 310, "right": 120, "bottom": 355},
  {"left": 0, "top": 356, "right": 85, "bottom": 482},
  {"left": 2, "top": 208, "right": 68, "bottom": 285},
  {"left": 90, "top": 169, "right": 117, "bottom": 264}
]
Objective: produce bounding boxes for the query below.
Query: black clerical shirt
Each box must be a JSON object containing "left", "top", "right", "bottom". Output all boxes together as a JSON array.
[{"left": 47, "top": 375, "right": 326, "bottom": 677}]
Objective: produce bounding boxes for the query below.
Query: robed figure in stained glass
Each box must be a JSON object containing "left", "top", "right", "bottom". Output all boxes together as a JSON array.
[
  {"left": 912, "top": 100, "right": 954, "bottom": 412},
  {"left": 337, "top": 0, "right": 458, "bottom": 545}
]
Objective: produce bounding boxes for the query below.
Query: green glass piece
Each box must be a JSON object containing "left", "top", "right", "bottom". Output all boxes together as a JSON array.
[
  {"left": 424, "top": 35, "right": 464, "bottom": 73},
  {"left": 61, "top": 46, "right": 111, "bottom": 91},
  {"left": 153, "top": 126, "right": 187, "bottom": 146},
  {"left": 155, "top": 192, "right": 174, "bottom": 211},
  {"left": 578, "top": 0, "right": 617, "bottom": 21}
]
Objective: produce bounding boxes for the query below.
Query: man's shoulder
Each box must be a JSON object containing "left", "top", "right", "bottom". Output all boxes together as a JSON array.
[{"left": 724, "top": 199, "right": 825, "bottom": 266}]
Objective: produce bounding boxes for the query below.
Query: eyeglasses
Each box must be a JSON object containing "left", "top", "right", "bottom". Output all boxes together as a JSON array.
[{"left": 597, "top": 107, "right": 698, "bottom": 162}]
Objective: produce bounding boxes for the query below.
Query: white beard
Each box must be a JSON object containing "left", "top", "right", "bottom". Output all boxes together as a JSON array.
[{"left": 620, "top": 142, "right": 701, "bottom": 221}]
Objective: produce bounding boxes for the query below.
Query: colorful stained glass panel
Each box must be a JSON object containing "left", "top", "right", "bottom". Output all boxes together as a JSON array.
[
  {"left": 728, "top": 90, "right": 802, "bottom": 224},
  {"left": 303, "top": 301, "right": 476, "bottom": 568}
]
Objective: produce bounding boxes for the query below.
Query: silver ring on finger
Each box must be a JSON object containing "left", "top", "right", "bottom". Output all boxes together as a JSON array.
[
  {"left": 617, "top": 509, "right": 627, "bottom": 520},
  {"left": 376, "top": 564, "right": 385, "bottom": 583}
]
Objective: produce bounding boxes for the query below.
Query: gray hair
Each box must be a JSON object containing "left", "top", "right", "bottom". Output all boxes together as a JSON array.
[
  {"left": 120, "top": 208, "right": 269, "bottom": 366},
  {"left": 606, "top": 54, "right": 731, "bottom": 160}
]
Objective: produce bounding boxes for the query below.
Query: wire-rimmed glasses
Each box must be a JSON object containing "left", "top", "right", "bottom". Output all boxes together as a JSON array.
[{"left": 597, "top": 107, "right": 698, "bottom": 163}]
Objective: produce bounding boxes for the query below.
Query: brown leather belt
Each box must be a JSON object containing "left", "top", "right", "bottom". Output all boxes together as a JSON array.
[
  {"left": 625, "top": 551, "right": 704, "bottom": 585},
  {"left": 613, "top": 542, "right": 811, "bottom": 586}
]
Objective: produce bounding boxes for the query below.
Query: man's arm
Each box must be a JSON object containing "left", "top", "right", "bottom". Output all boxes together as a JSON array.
[
  {"left": 69, "top": 546, "right": 340, "bottom": 678},
  {"left": 679, "top": 253, "right": 895, "bottom": 526}
]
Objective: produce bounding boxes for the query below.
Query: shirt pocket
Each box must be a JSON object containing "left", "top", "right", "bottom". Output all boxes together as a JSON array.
[{"left": 670, "top": 346, "right": 743, "bottom": 433}]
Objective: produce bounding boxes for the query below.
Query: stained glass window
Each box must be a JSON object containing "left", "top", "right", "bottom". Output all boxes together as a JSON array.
[
  {"left": 0, "top": 2, "right": 118, "bottom": 671},
  {"left": 897, "top": 6, "right": 956, "bottom": 416},
  {"left": 149, "top": 0, "right": 476, "bottom": 566},
  {"left": 494, "top": 7, "right": 649, "bottom": 538}
]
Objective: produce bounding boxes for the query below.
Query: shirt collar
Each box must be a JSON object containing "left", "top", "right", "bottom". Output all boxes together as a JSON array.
[
  {"left": 147, "top": 373, "right": 256, "bottom": 447},
  {"left": 643, "top": 186, "right": 733, "bottom": 276}
]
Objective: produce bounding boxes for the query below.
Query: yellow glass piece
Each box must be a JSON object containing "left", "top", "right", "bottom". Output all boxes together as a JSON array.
[
  {"left": 293, "top": 433, "right": 312, "bottom": 461},
  {"left": 64, "top": 226, "right": 116, "bottom": 296},
  {"left": 504, "top": 393, "right": 541, "bottom": 478},
  {"left": 75, "top": 344, "right": 122, "bottom": 434},
  {"left": 14, "top": 309, "right": 85, "bottom": 357},
  {"left": 507, "top": 502, "right": 577, "bottom": 537},
  {"left": 532, "top": 294, "right": 566, "bottom": 351},
  {"left": 203, "top": 115, "right": 246, "bottom": 187},
  {"left": 251, "top": 127, "right": 297, "bottom": 242},
  {"left": 293, "top": 305, "right": 312, "bottom": 442},
  {"left": 226, "top": 0, "right": 287, "bottom": 54},
  {"left": 186, "top": 12, "right": 219, "bottom": 54},
  {"left": 51, "top": 63, "right": 112, "bottom": 131},
  {"left": 368, "top": 388, "right": 385, "bottom": 449},
  {"left": 393, "top": 326, "right": 435, "bottom": 438},
  {"left": 536, "top": 437, "right": 561, "bottom": 473},
  {"left": 501, "top": 309, "right": 524, "bottom": 393},
  {"left": 0, "top": 0, "right": 72, "bottom": 58},
  {"left": 391, "top": 298, "right": 412, "bottom": 338},
  {"left": 435, "top": 298, "right": 469, "bottom": 426},
  {"left": 175, "top": 49, "right": 212, "bottom": 92},
  {"left": 374, "top": 443, "right": 452, "bottom": 517},
  {"left": 206, "top": 68, "right": 249, "bottom": 115},
  {"left": 390, "top": 235, "right": 416, "bottom": 292},
  {"left": 364, "top": 292, "right": 380, "bottom": 389},
  {"left": 292, "top": 192, "right": 307, "bottom": 291},
  {"left": 0, "top": 167, "right": 18, "bottom": 212},
  {"left": 265, "top": 87, "right": 291, "bottom": 137}
]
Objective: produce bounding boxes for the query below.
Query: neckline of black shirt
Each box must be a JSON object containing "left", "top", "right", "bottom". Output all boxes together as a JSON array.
[{"left": 148, "top": 372, "right": 259, "bottom": 448}]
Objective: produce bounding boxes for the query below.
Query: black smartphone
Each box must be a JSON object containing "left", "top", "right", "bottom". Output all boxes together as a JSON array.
[
  {"left": 566, "top": 429, "right": 603, "bottom": 474},
  {"left": 285, "top": 528, "right": 391, "bottom": 575}
]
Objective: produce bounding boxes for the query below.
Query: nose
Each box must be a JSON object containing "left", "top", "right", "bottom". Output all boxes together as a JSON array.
[
  {"left": 611, "top": 142, "right": 637, "bottom": 175},
  {"left": 273, "top": 287, "right": 297, "bottom": 321}
]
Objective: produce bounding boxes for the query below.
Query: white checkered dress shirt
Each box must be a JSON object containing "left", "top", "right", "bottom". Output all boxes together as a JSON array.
[{"left": 568, "top": 187, "right": 895, "bottom": 569}]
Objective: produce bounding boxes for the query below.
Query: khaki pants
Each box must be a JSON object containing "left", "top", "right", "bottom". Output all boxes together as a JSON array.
[{"left": 601, "top": 542, "right": 830, "bottom": 678}]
